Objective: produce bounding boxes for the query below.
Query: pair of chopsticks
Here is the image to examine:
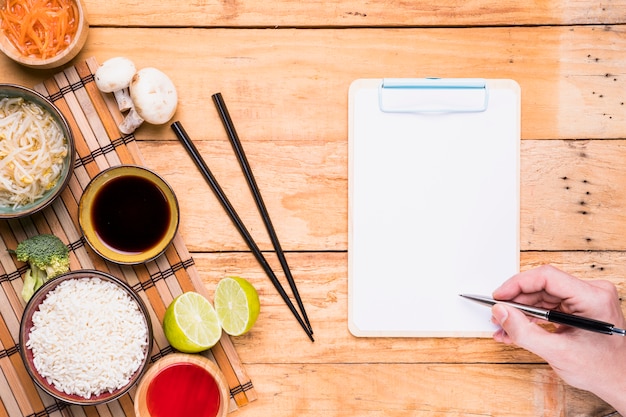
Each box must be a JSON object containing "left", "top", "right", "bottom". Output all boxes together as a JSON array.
[{"left": 171, "top": 94, "right": 314, "bottom": 342}]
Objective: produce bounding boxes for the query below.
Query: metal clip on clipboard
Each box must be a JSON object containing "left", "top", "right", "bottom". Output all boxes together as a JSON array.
[{"left": 378, "top": 78, "right": 489, "bottom": 113}]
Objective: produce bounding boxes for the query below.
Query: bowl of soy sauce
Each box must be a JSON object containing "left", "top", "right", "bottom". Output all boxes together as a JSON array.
[{"left": 79, "top": 165, "right": 179, "bottom": 264}]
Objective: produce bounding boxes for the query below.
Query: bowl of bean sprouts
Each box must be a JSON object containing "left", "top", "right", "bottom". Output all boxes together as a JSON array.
[{"left": 0, "top": 84, "right": 75, "bottom": 218}]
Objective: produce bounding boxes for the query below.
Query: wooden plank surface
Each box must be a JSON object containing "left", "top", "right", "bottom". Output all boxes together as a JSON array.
[
  {"left": 239, "top": 363, "right": 614, "bottom": 417},
  {"left": 1, "top": 26, "right": 625, "bottom": 142},
  {"left": 81, "top": 0, "right": 626, "bottom": 27},
  {"left": 0, "top": 1, "right": 624, "bottom": 415}
]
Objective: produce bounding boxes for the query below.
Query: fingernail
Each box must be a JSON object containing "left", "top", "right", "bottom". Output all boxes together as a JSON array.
[
  {"left": 492, "top": 286, "right": 504, "bottom": 298},
  {"left": 493, "top": 328, "right": 506, "bottom": 342}
]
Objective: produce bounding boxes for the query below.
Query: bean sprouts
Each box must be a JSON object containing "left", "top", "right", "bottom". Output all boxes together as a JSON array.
[{"left": 0, "top": 97, "right": 68, "bottom": 208}]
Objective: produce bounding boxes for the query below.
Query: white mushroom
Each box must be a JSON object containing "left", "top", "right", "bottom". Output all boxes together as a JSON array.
[
  {"left": 94, "top": 57, "right": 137, "bottom": 112},
  {"left": 118, "top": 67, "right": 178, "bottom": 135}
]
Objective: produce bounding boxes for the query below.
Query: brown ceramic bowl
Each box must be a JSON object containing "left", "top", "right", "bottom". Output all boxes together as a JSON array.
[
  {"left": 134, "top": 353, "right": 229, "bottom": 417},
  {"left": 0, "top": 84, "right": 75, "bottom": 218},
  {"left": 19, "top": 269, "right": 153, "bottom": 405},
  {"left": 79, "top": 165, "right": 180, "bottom": 264},
  {"left": 0, "top": 0, "right": 89, "bottom": 69}
]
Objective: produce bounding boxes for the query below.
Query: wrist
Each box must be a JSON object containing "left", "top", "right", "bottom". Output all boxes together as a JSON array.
[{"left": 587, "top": 341, "right": 626, "bottom": 414}]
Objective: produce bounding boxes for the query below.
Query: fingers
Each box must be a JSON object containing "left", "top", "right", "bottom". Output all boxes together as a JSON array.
[
  {"left": 491, "top": 304, "right": 562, "bottom": 358},
  {"left": 572, "top": 279, "right": 626, "bottom": 325},
  {"left": 494, "top": 265, "right": 623, "bottom": 323},
  {"left": 493, "top": 265, "right": 572, "bottom": 297},
  {"left": 493, "top": 265, "right": 601, "bottom": 308},
  {"left": 490, "top": 266, "right": 626, "bottom": 405}
]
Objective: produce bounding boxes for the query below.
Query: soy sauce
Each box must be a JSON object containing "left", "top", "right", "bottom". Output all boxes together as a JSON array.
[
  {"left": 91, "top": 175, "right": 170, "bottom": 254},
  {"left": 146, "top": 363, "right": 221, "bottom": 417}
]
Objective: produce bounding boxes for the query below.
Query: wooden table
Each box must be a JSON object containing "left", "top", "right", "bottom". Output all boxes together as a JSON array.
[{"left": 2, "top": 1, "right": 625, "bottom": 416}]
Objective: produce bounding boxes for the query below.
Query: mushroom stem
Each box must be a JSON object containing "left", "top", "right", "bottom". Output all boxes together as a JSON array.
[
  {"left": 118, "top": 107, "right": 145, "bottom": 135},
  {"left": 94, "top": 57, "right": 137, "bottom": 114},
  {"left": 113, "top": 88, "right": 133, "bottom": 112}
]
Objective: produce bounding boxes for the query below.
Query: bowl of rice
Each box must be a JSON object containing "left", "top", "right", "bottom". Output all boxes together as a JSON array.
[
  {"left": 0, "top": 84, "right": 75, "bottom": 218},
  {"left": 19, "top": 270, "right": 153, "bottom": 405}
]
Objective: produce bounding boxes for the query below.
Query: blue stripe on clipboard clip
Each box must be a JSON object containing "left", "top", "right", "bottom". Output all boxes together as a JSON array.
[{"left": 378, "top": 78, "right": 489, "bottom": 113}]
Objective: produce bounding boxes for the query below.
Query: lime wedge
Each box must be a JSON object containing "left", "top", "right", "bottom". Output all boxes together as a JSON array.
[
  {"left": 214, "top": 276, "right": 260, "bottom": 336},
  {"left": 163, "top": 292, "right": 222, "bottom": 353}
]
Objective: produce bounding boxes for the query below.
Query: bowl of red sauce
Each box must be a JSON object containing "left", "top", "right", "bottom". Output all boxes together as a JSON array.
[
  {"left": 0, "top": 0, "right": 89, "bottom": 69},
  {"left": 134, "top": 353, "right": 229, "bottom": 417}
]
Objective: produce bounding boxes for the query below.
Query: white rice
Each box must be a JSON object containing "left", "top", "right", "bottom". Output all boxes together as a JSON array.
[{"left": 26, "top": 277, "right": 149, "bottom": 399}]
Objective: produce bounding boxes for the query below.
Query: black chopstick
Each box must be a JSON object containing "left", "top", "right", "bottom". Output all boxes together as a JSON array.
[
  {"left": 171, "top": 121, "right": 314, "bottom": 342},
  {"left": 211, "top": 93, "right": 313, "bottom": 335}
]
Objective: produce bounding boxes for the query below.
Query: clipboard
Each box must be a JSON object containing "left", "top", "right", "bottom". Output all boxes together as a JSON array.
[{"left": 348, "top": 78, "right": 521, "bottom": 337}]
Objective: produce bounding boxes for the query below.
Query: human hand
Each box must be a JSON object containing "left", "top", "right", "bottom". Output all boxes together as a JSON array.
[{"left": 490, "top": 265, "right": 626, "bottom": 413}]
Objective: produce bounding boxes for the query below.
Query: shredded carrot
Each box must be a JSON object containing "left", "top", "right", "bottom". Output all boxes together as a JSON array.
[{"left": 0, "top": 0, "right": 79, "bottom": 60}]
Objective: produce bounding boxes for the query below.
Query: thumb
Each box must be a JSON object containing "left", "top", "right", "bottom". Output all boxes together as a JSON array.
[{"left": 491, "top": 304, "right": 560, "bottom": 358}]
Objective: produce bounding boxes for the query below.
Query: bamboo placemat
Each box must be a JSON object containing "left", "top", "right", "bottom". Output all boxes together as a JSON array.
[{"left": 0, "top": 57, "right": 257, "bottom": 417}]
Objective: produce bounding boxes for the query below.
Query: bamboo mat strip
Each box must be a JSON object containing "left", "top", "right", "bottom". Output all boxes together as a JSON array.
[{"left": 0, "top": 57, "right": 256, "bottom": 417}]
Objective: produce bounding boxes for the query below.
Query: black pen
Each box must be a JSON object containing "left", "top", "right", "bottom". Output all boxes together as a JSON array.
[{"left": 460, "top": 294, "right": 626, "bottom": 336}]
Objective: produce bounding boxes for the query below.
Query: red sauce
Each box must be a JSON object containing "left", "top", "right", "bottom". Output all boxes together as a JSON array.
[{"left": 146, "top": 363, "right": 221, "bottom": 417}]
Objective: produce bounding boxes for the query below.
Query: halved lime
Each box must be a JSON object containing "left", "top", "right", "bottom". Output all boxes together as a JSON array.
[
  {"left": 214, "top": 276, "right": 260, "bottom": 336},
  {"left": 163, "top": 292, "right": 222, "bottom": 353}
]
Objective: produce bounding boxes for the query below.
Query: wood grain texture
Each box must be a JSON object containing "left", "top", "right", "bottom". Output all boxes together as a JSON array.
[
  {"left": 63, "top": 26, "right": 626, "bottom": 142},
  {"left": 238, "top": 363, "right": 614, "bottom": 417},
  {"left": 0, "top": 1, "right": 623, "bottom": 415},
  {"left": 81, "top": 0, "right": 626, "bottom": 27}
]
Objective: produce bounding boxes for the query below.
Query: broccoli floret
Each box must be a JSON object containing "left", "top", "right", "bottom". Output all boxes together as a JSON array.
[{"left": 12, "top": 234, "right": 70, "bottom": 301}]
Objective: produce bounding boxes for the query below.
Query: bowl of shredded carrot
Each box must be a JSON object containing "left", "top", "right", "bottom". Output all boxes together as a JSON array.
[{"left": 0, "top": 0, "right": 89, "bottom": 69}]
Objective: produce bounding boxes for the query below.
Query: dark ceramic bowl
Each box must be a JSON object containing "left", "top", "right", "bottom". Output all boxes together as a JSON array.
[
  {"left": 19, "top": 270, "right": 153, "bottom": 405},
  {"left": 0, "top": 84, "right": 75, "bottom": 219}
]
